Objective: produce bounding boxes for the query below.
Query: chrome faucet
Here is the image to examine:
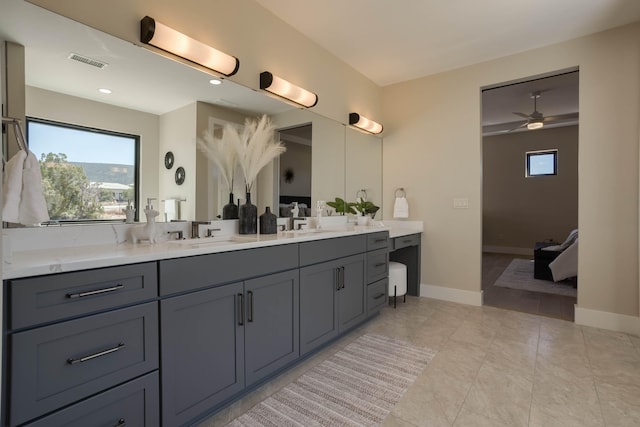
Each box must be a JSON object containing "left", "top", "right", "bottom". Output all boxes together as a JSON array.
[{"left": 206, "top": 228, "right": 222, "bottom": 237}]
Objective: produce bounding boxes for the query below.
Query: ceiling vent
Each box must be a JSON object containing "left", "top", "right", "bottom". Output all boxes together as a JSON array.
[{"left": 67, "top": 53, "right": 108, "bottom": 69}]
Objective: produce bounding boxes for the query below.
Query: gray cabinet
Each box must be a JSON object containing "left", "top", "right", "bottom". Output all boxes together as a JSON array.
[
  {"left": 23, "top": 372, "right": 159, "bottom": 427},
  {"left": 300, "top": 253, "right": 365, "bottom": 355},
  {"left": 390, "top": 233, "right": 422, "bottom": 296},
  {"left": 160, "top": 282, "right": 244, "bottom": 427},
  {"left": 160, "top": 269, "right": 299, "bottom": 427}
]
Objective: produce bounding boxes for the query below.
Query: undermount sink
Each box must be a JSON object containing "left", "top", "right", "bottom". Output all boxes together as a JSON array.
[{"left": 167, "top": 235, "right": 257, "bottom": 248}]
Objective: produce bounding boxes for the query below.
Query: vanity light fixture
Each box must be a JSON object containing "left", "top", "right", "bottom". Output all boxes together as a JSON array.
[
  {"left": 349, "top": 113, "right": 383, "bottom": 134},
  {"left": 259, "top": 71, "right": 318, "bottom": 108},
  {"left": 140, "top": 16, "right": 239, "bottom": 77}
]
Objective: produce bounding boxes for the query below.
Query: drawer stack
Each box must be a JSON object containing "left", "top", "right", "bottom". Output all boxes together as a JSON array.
[{"left": 6, "top": 262, "right": 159, "bottom": 427}]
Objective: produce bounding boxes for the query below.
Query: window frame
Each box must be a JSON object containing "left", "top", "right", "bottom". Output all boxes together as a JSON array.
[
  {"left": 525, "top": 149, "right": 557, "bottom": 178},
  {"left": 26, "top": 117, "right": 140, "bottom": 224}
]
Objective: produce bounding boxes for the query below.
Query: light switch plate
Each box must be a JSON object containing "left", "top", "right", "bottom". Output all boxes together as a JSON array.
[{"left": 453, "top": 198, "right": 469, "bottom": 209}]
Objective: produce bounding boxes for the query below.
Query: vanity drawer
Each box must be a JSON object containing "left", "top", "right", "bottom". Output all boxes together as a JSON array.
[
  {"left": 366, "top": 231, "right": 390, "bottom": 251},
  {"left": 393, "top": 233, "right": 420, "bottom": 250},
  {"left": 23, "top": 372, "right": 159, "bottom": 427},
  {"left": 299, "top": 235, "right": 366, "bottom": 266},
  {"left": 366, "top": 249, "right": 389, "bottom": 284},
  {"left": 9, "top": 262, "right": 158, "bottom": 329},
  {"left": 367, "top": 278, "right": 388, "bottom": 316},
  {"left": 10, "top": 302, "right": 159, "bottom": 426},
  {"left": 159, "top": 244, "right": 298, "bottom": 295}
]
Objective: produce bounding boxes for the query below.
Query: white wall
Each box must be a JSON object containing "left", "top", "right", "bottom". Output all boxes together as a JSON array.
[{"left": 382, "top": 23, "right": 640, "bottom": 327}]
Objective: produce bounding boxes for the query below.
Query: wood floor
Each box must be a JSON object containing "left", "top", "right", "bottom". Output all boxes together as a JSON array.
[{"left": 482, "top": 252, "right": 576, "bottom": 321}]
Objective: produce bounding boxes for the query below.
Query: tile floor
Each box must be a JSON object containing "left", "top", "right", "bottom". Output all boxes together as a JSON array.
[{"left": 199, "top": 297, "right": 640, "bottom": 427}]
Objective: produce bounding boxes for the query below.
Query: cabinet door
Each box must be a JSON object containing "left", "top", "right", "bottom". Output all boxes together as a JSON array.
[
  {"left": 299, "top": 260, "right": 339, "bottom": 356},
  {"left": 161, "top": 282, "right": 244, "bottom": 427},
  {"left": 244, "top": 270, "right": 299, "bottom": 386},
  {"left": 338, "top": 254, "right": 366, "bottom": 332}
]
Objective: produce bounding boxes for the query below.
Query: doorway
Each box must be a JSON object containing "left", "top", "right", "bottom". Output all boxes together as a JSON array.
[
  {"left": 277, "top": 124, "right": 312, "bottom": 216},
  {"left": 480, "top": 70, "right": 579, "bottom": 321}
]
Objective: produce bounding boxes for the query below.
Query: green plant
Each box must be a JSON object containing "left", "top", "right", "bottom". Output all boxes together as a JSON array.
[
  {"left": 326, "top": 197, "right": 355, "bottom": 215},
  {"left": 352, "top": 198, "right": 380, "bottom": 218}
]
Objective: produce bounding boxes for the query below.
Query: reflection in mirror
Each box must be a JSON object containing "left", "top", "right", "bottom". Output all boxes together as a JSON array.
[
  {"left": 345, "top": 128, "right": 383, "bottom": 218},
  {"left": 278, "top": 125, "right": 312, "bottom": 217},
  {"left": 1, "top": 0, "right": 383, "bottom": 225}
]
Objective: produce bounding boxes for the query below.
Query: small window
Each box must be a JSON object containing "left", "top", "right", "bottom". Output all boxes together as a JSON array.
[
  {"left": 526, "top": 150, "right": 557, "bottom": 177},
  {"left": 26, "top": 118, "right": 140, "bottom": 223}
]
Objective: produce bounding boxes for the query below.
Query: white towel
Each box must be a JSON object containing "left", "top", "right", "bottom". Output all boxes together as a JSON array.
[
  {"left": 393, "top": 196, "right": 409, "bottom": 218},
  {"left": 3, "top": 150, "right": 49, "bottom": 225},
  {"left": 2, "top": 150, "right": 27, "bottom": 223},
  {"left": 164, "top": 199, "right": 179, "bottom": 222},
  {"left": 19, "top": 151, "right": 50, "bottom": 225}
]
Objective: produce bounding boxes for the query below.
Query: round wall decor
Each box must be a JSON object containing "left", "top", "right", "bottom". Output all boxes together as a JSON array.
[
  {"left": 175, "top": 166, "right": 185, "bottom": 185},
  {"left": 164, "top": 151, "right": 174, "bottom": 169}
]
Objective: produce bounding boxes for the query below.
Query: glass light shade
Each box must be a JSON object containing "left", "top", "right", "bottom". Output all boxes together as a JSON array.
[
  {"left": 527, "top": 120, "right": 544, "bottom": 130},
  {"left": 140, "top": 16, "right": 239, "bottom": 76},
  {"left": 349, "top": 113, "right": 383, "bottom": 134},
  {"left": 259, "top": 71, "right": 318, "bottom": 108}
]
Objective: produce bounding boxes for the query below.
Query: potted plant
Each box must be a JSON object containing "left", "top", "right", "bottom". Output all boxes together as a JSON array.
[
  {"left": 352, "top": 197, "right": 380, "bottom": 224},
  {"left": 326, "top": 197, "right": 355, "bottom": 215}
]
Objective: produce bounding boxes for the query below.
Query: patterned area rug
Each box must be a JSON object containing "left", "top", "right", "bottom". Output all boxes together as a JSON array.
[
  {"left": 226, "top": 333, "right": 436, "bottom": 426},
  {"left": 493, "top": 258, "right": 577, "bottom": 297}
]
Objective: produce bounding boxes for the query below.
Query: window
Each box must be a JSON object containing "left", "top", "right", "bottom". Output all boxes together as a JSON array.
[
  {"left": 526, "top": 149, "right": 557, "bottom": 177},
  {"left": 26, "top": 118, "right": 139, "bottom": 222}
]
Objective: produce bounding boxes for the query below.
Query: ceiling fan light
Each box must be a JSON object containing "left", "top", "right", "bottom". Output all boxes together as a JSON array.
[{"left": 527, "top": 121, "right": 544, "bottom": 130}]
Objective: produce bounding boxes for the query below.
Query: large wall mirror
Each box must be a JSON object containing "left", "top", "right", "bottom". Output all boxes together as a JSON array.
[{"left": 0, "top": 0, "right": 382, "bottom": 226}]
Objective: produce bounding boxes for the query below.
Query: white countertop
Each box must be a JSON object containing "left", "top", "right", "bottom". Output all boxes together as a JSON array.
[{"left": 3, "top": 221, "right": 422, "bottom": 280}]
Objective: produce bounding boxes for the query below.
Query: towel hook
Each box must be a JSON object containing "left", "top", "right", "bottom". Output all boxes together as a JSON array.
[
  {"left": 356, "top": 189, "right": 367, "bottom": 200},
  {"left": 394, "top": 187, "right": 406, "bottom": 198}
]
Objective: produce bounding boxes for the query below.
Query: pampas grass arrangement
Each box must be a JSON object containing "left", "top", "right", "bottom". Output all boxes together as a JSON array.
[
  {"left": 229, "top": 115, "right": 286, "bottom": 193},
  {"left": 197, "top": 126, "right": 238, "bottom": 193}
]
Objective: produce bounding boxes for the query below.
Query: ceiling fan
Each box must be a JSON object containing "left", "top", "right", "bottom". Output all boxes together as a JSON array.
[{"left": 509, "top": 91, "right": 578, "bottom": 132}]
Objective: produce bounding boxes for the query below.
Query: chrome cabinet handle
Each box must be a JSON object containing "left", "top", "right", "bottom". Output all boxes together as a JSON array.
[
  {"left": 237, "top": 293, "right": 244, "bottom": 326},
  {"left": 373, "top": 293, "right": 386, "bottom": 300},
  {"left": 403, "top": 239, "right": 413, "bottom": 244},
  {"left": 341, "top": 266, "right": 345, "bottom": 289},
  {"left": 375, "top": 238, "right": 388, "bottom": 243},
  {"left": 374, "top": 262, "right": 386, "bottom": 267},
  {"left": 248, "top": 291, "right": 254, "bottom": 323},
  {"left": 66, "top": 284, "right": 124, "bottom": 299},
  {"left": 113, "top": 419, "right": 126, "bottom": 427},
  {"left": 335, "top": 268, "right": 341, "bottom": 291},
  {"left": 67, "top": 342, "right": 125, "bottom": 365}
]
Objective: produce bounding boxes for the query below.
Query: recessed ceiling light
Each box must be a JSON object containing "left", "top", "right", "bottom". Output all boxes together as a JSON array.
[
  {"left": 99, "top": 88, "right": 112, "bottom": 94},
  {"left": 209, "top": 79, "right": 222, "bottom": 85}
]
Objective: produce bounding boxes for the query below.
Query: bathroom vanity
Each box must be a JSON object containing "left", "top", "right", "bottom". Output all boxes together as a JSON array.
[{"left": 1, "top": 226, "right": 419, "bottom": 427}]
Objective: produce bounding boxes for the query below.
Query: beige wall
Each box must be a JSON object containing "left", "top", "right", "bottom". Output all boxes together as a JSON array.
[
  {"left": 26, "top": 0, "right": 382, "bottom": 127},
  {"left": 382, "top": 23, "right": 640, "bottom": 318},
  {"left": 483, "top": 126, "right": 578, "bottom": 250},
  {"left": 26, "top": 86, "right": 160, "bottom": 217}
]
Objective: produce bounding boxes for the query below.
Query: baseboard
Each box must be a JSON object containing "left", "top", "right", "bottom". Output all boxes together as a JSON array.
[
  {"left": 483, "top": 245, "right": 532, "bottom": 256},
  {"left": 575, "top": 305, "right": 640, "bottom": 336},
  {"left": 420, "top": 284, "right": 483, "bottom": 306}
]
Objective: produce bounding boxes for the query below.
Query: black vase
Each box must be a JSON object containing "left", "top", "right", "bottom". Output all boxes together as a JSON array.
[
  {"left": 238, "top": 192, "right": 257, "bottom": 234},
  {"left": 222, "top": 192, "right": 239, "bottom": 220},
  {"left": 259, "top": 207, "right": 277, "bottom": 234}
]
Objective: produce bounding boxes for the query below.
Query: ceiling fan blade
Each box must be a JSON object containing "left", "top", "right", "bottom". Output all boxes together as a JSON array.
[
  {"left": 542, "top": 112, "right": 579, "bottom": 124},
  {"left": 506, "top": 121, "right": 528, "bottom": 132},
  {"left": 512, "top": 112, "right": 530, "bottom": 119}
]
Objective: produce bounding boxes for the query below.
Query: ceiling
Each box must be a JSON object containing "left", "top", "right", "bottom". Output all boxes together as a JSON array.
[
  {"left": 3, "top": 0, "right": 637, "bottom": 130},
  {"left": 256, "top": 0, "right": 640, "bottom": 87}
]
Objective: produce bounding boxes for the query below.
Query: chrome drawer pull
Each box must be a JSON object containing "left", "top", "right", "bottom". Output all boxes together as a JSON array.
[
  {"left": 67, "top": 342, "right": 125, "bottom": 365},
  {"left": 403, "top": 239, "right": 413, "bottom": 244},
  {"left": 114, "top": 419, "right": 126, "bottom": 427},
  {"left": 374, "top": 262, "right": 386, "bottom": 267},
  {"left": 374, "top": 238, "right": 387, "bottom": 243},
  {"left": 373, "top": 293, "right": 386, "bottom": 300},
  {"left": 66, "top": 284, "right": 124, "bottom": 299}
]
